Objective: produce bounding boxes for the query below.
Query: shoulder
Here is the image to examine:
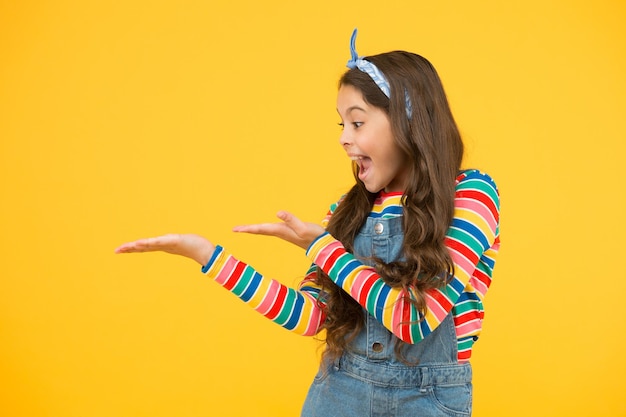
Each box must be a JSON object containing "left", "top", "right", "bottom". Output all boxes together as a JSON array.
[
  {"left": 456, "top": 169, "right": 498, "bottom": 191},
  {"left": 456, "top": 170, "right": 499, "bottom": 198},
  {"left": 321, "top": 194, "right": 347, "bottom": 228},
  {"left": 455, "top": 169, "right": 500, "bottom": 214}
]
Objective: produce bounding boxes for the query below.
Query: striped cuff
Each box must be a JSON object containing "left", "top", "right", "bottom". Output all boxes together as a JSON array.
[
  {"left": 305, "top": 232, "right": 342, "bottom": 270},
  {"left": 201, "top": 245, "right": 224, "bottom": 275},
  {"left": 305, "top": 232, "right": 333, "bottom": 259}
]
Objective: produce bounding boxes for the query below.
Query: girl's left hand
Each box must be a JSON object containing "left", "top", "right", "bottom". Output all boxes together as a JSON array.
[
  {"left": 232, "top": 211, "right": 325, "bottom": 250},
  {"left": 114, "top": 233, "right": 215, "bottom": 266}
]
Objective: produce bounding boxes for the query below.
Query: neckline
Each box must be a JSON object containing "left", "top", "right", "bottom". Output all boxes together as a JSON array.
[{"left": 378, "top": 190, "right": 403, "bottom": 198}]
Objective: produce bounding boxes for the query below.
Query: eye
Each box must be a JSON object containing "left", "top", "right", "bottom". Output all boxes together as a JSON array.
[
  {"left": 337, "top": 122, "right": 344, "bottom": 129},
  {"left": 352, "top": 122, "right": 363, "bottom": 129}
]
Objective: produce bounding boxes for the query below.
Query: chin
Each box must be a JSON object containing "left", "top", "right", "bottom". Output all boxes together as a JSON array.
[{"left": 364, "top": 184, "right": 383, "bottom": 193}]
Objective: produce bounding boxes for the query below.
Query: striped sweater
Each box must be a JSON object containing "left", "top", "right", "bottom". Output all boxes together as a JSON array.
[{"left": 202, "top": 169, "right": 500, "bottom": 362}]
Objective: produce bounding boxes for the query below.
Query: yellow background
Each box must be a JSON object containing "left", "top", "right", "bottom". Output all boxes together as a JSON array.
[{"left": 1, "top": 1, "right": 624, "bottom": 416}]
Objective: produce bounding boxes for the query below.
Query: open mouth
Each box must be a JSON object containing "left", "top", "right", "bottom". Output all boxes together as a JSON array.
[{"left": 350, "top": 155, "right": 372, "bottom": 181}]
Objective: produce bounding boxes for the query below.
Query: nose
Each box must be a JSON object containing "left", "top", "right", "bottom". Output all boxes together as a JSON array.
[{"left": 339, "top": 129, "right": 352, "bottom": 149}]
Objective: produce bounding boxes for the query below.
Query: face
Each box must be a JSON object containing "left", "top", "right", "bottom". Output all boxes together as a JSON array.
[{"left": 336, "top": 84, "right": 409, "bottom": 193}]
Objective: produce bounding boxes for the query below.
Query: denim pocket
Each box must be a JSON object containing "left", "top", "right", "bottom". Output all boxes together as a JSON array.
[
  {"left": 428, "top": 383, "right": 472, "bottom": 416},
  {"left": 312, "top": 363, "right": 334, "bottom": 384}
]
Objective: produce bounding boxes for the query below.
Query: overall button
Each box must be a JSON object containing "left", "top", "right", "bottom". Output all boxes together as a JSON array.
[
  {"left": 372, "top": 342, "right": 384, "bottom": 352},
  {"left": 374, "top": 222, "right": 384, "bottom": 234}
]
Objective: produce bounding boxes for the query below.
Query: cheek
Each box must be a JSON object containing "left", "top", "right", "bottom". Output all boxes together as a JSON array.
[
  {"left": 387, "top": 148, "right": 409, "bottom": 179},
  {"left": 383, "top": 139, "right": 405, "bottom": 167}
]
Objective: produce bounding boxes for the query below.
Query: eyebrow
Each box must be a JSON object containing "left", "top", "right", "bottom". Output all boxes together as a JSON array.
[{"left": 337, "top": 105, "right": 367, "bottom": 114}]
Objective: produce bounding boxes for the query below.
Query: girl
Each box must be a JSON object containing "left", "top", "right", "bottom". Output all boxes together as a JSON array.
[{"left": 115, "top": 29, "right": 500, "bottom": 417}]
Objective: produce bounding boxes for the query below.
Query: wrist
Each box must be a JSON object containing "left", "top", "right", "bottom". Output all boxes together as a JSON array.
[
  {"left": 196, "top": 244, "right": 215, "bottom": 266},
  {"left": 201, "top": 245, "right": 223, "bottom": 274}
]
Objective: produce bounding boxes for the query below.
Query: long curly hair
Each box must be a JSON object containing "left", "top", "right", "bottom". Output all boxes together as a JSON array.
[{"left": 316, "top": 51, "right": 464, "bottom": 362}]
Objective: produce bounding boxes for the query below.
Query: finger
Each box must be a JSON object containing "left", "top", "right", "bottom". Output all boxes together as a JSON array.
[
  {"left": 114, "top": 235, "right": 175, "bottom": 253},
  {"left": 276, "top": 211, "right": 308, "bottom": 236},
  {"left": 233, "top": 223, "right": 291, "bottom": 238},
  {"left": 232, "top": 223, "right": 266, "bottom": 233},
  {"left": 115, "top": 243, "right": 137, "bottom": 253},
  {"left": 114, "top": 239, "right": 150, "bottom": 253},
  {"left": 114, "top": 243, "right": 133, "bottom": 253}
]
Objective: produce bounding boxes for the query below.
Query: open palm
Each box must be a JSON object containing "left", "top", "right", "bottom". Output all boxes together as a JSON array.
[{"left": 115, "top": 233, "right": 215, "bottom": 266}]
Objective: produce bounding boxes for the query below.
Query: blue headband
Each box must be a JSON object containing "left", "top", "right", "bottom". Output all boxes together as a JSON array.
[{"left": 346, "top": 29, "right": 412, "bottom": 118}]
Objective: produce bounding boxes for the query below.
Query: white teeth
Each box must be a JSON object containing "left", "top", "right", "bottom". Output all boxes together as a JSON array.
[{"left": 350, "top": 156, "right": 364, "bottom": 161}]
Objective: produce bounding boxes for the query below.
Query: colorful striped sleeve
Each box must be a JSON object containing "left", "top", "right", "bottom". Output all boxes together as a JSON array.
[
  {"left": 201, "top": 245, "right": 327, "bottom": 336},
  {"left": 306, "top": 170, "right": 500, "bottom": 344}
]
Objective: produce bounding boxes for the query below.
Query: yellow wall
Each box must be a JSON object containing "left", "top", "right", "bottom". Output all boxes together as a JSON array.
[{"left": 1, "top": 1, "right": 624, "bottom": 416}]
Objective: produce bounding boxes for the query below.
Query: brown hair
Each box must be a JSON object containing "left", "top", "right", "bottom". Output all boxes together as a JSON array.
[{"left": 316, "top": 51, "right": 464, "bottom": 362}]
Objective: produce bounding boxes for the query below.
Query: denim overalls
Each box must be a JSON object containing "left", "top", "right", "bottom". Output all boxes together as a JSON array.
[{"left": 301, "top": 217, "right": 473, "bottom": 417}]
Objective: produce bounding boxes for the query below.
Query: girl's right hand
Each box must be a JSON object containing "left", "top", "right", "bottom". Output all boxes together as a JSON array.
[{"left": 114, "top": 234, "right": 215, "bottom": 266}]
